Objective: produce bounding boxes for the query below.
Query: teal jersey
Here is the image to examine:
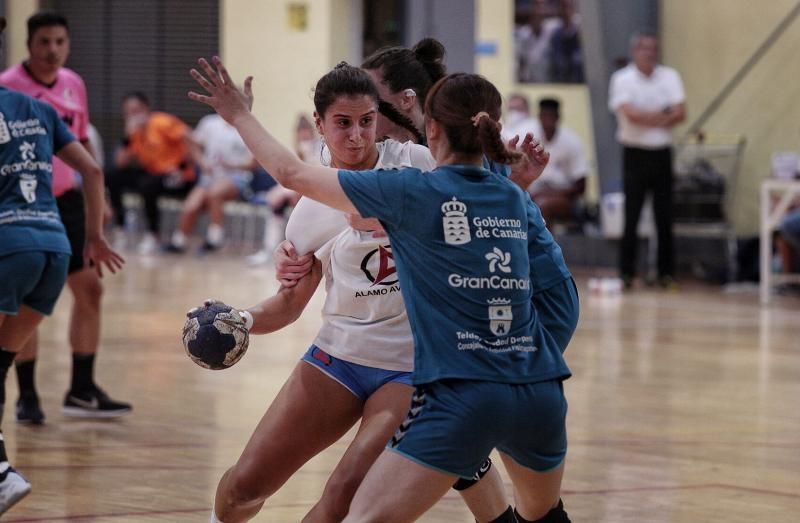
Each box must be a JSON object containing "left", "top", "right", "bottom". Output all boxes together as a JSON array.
[
  {"left": 339, "top": 164, "right": 570, "bottom": 385},
  {"left": 0, "top": 87, "right": 75, "bottom": 257}
]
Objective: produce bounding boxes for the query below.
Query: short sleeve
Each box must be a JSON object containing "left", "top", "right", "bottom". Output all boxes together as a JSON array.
[
  {"left": 566, "top": 133, "right": 589, "bottom": 181},
  {"left": 192, "top": 114, "right": 213, "bottom": 145},
  {"left": 285, "top": 196, "right": 349, "bottom": 255},
  {"left": 338, "top": 167, "right": 412, "bottom": 227},
  {"left": 47, "top": 104, "right": 76, "bottom": 152},
  {"left": 608, "top": 70, "right": 630, "bottom": 112},
  {"left": 408, "top": 143, "right": 437, "bottom": 170},
  {"left": 667, "top": 69, "right": 686, "bottom": 105}
]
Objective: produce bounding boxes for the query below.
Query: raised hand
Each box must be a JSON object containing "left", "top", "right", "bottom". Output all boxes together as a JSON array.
[
  {"left": 188, "top": 56, "right": 254, "bottom": 124},
  {"left": 83, "top": 237, "right": 125, "bottom": 278},
  {"left": 508, "top": 133, "right": 550, "bottom": 191}
]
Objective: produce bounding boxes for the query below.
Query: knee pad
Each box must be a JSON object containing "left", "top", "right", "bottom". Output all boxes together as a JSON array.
[
  {"left": 515, "top": 499, "right": 570, "bottom": 523},
  {"left": 452, "top": 457, "right": 492, "bottom": 491}
]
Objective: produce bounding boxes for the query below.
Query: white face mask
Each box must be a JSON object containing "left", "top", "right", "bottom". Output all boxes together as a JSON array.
[{"left": 505, "top": 110, "right": 528, "bottom": 128}]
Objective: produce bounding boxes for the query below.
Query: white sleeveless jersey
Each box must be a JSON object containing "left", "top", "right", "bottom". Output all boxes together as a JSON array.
[{"left": 286, "top": 139, "right": 436, "bottom": 371}]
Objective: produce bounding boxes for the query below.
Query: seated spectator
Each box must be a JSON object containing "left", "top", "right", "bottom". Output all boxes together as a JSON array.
[
  {"left": 777, "top": 208, "right": 800, "bottom": 273},
  {"left": 504, "top": 96, "right": 588, "bottom": 229},
  {"left": 106, "top": 91, "right": 197, "bottom": 254},
  {"left": 165, "top": 113, "right": 256, "bottom": 253}
]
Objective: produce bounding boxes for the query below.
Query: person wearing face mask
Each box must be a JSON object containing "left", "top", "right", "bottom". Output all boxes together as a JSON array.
[{"left": 502, "top": 94, "right": 539, "bottom": 144}]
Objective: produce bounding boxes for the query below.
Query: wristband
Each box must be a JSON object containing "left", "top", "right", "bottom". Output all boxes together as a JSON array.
[{"left": 239, "top": 310, "right": 254, "bottom": 331}]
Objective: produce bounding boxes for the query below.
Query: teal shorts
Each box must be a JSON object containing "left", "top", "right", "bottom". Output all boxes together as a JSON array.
[
  {"left": 0, "top": 251, "right": 70, "bottom": 316},
  {"left": 389, "top": 378, "right": 567, "bottom": 479}
]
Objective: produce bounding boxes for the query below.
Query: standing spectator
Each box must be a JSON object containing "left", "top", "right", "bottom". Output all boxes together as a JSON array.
[
  {"left": 165, "top": 113, "right": 256, "bottom": 253},
  {"left": 609, "top": 30, "right": 686, "bottom": 289},
  {"left": 0, "top": 11, "right": 131, "bottom": 423},
  {"left": 515, "top": 0, "right": 561, "bottom": 83},
  {"left": 106, "top": 92, "right": 197, "bottom": 254},
  {"left": 505, "top": 97, "right": 588, "bottom": 228},
  {"left": 549, "top": 0, "right": 583, "bottom": 83}
]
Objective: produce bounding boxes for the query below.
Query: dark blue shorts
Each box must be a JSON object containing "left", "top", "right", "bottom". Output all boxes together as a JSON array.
[
  {"left": 0, "top": 251, "right": 70, "bottom": 316},
  {"left": 302, "top": 345, "right": 413, "bottom": 401},
  {"left": 535, "top": 277, "right": 580, "bottom": 354},
  {"left": 389, "top": 379, "right": 567, "bottom": 479}
]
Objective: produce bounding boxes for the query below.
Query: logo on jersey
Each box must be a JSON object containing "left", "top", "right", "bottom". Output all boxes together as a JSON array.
[
  {"left": 487, "top": 298, "right": 513, "bottom": 336},
  {"left": 485, "top": 248, "right": 512, "bottom": 273},
  {"left": 360, "top": 245, "right": 398, "bottom": 286},
  {"left": 0, "top": 113, "right": 10, "bottom": 144},
  {"left": 19, "top": 142, "right": 36, "bottom": 161},
  {"left": 20, "top": 174, "right": 38, "bottom": 203},
  {"left": 442, "top": 197, "right": 471, "bottom": 245}
]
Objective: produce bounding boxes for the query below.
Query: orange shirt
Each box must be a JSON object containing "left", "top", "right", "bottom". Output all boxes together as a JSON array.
[{"left": 128, "top": 112, "right": 194, "bottom": 180}]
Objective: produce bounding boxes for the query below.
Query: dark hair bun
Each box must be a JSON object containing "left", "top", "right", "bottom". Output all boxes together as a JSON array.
[
  {"left": 412, "top": 38, "right": 445, "bottom": 64},
  {"left": 412, "top": 38, "right": 446, "bottom": 83},
  {"left": 334, "top": 61, "right": 351, "bottom": 69}
]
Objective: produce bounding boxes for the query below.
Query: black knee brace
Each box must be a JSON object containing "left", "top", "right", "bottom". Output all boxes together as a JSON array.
[
  {"left": 452, "top": 457, "right": 492, "bottom": 491},
  {"left": 487, "top": 505, "right": 516, "bottom": 523},
  {"left": 515, "top": 499, "right": 570, "bottom": 523}
]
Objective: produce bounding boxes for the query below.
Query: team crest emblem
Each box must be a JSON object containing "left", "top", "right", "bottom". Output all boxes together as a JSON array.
[
  {"left": 20, "top": 174, "right": 38, "bottom": 204},
  {"left": 487, "top": 298, "right": 512, "bottom": 336},
  {"left": 442, "top": 197, "right": 470, "bottom": 245}
]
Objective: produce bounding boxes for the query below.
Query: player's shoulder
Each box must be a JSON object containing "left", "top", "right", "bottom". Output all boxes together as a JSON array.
[{"left": 58, "top": 67, "right": 88, "bottom": 88}]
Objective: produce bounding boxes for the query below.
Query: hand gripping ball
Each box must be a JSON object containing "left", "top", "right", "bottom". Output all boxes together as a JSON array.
[{"left": 182, "top": 301, "right": 249, "bottom": 370}]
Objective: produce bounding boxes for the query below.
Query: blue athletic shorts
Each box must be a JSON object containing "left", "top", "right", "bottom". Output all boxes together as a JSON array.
[
  {"left": 389, "top": 379, "right": 567, "bottom": 479},
  {"left": 0, "top": 251, "right": 70, "bottom": 316},
  {"left": 534, "top": 277, "right": 580, "bottom": 354},
  {"left": 302, "top": 345, "right": 413, "bottom": 401}
]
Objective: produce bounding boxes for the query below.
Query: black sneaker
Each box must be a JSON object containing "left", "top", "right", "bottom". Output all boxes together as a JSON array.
[
  {"left": 62, "top": 387, "right": 132, "bottom": 419},
  {"left": 16, "top": 394, "right": 45, "bottom": 425}
]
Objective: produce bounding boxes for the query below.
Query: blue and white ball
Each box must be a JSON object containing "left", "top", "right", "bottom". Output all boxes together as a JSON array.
[{"left": 182, "top": 302, "right": 249, "bottom": 370}]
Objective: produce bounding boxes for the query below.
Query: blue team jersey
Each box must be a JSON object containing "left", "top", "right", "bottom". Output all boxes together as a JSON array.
[
  {"left": 483, "top": 157, "right": 571, "bottom": 292},
  {"left": 339, "top": 164, "right": 571, "bottom": 385},
  {"left": 0, "top": 87, "right": 74, "bottom": 257}
]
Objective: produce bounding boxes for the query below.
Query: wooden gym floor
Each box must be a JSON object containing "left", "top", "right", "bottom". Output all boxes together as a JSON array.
[{"left": 4, "top": 255, "right": 799, "bottom": 522}]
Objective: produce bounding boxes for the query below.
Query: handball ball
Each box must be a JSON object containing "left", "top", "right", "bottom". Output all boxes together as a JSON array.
[{"left": 182, "top": 302, "right": 249, "bottom": 370}]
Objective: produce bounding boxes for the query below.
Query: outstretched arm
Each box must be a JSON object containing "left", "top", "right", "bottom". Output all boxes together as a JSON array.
[
  {"left": 188, "top": 57, "right": 357, "bottom": 214},
  {"left": 245, "top": 257, "right": 323, "bottom": 335}
]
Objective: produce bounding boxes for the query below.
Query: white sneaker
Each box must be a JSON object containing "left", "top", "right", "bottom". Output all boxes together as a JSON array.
[
  {"left": 137, "top": 233, "right": 159, "bottom": 255},
  {"left": 0, "top": 468, "right": 32, "bottom": 515}
]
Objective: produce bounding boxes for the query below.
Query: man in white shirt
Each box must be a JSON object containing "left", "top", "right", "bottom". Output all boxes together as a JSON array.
[
  {"left": 608, "top": 30, "right": 686, "bottom": 288},
  {"left": 503, "top": 95, "right": 588, "bottom": 229}
]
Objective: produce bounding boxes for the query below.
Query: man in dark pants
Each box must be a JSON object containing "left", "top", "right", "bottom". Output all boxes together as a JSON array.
[{"left": 608, "top": 30, "right": 686, "bottom": 289}]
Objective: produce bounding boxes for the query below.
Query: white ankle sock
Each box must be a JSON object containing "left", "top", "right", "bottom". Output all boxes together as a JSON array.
[
  {"left": 171, "top": 230, "right": 187, "bottom": 248},
  {"left": 210, "top": 510, "right": 224, "bottom": 523},
  {"left": 206, "top": 223, "right": 224, "bottom": 246}
]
